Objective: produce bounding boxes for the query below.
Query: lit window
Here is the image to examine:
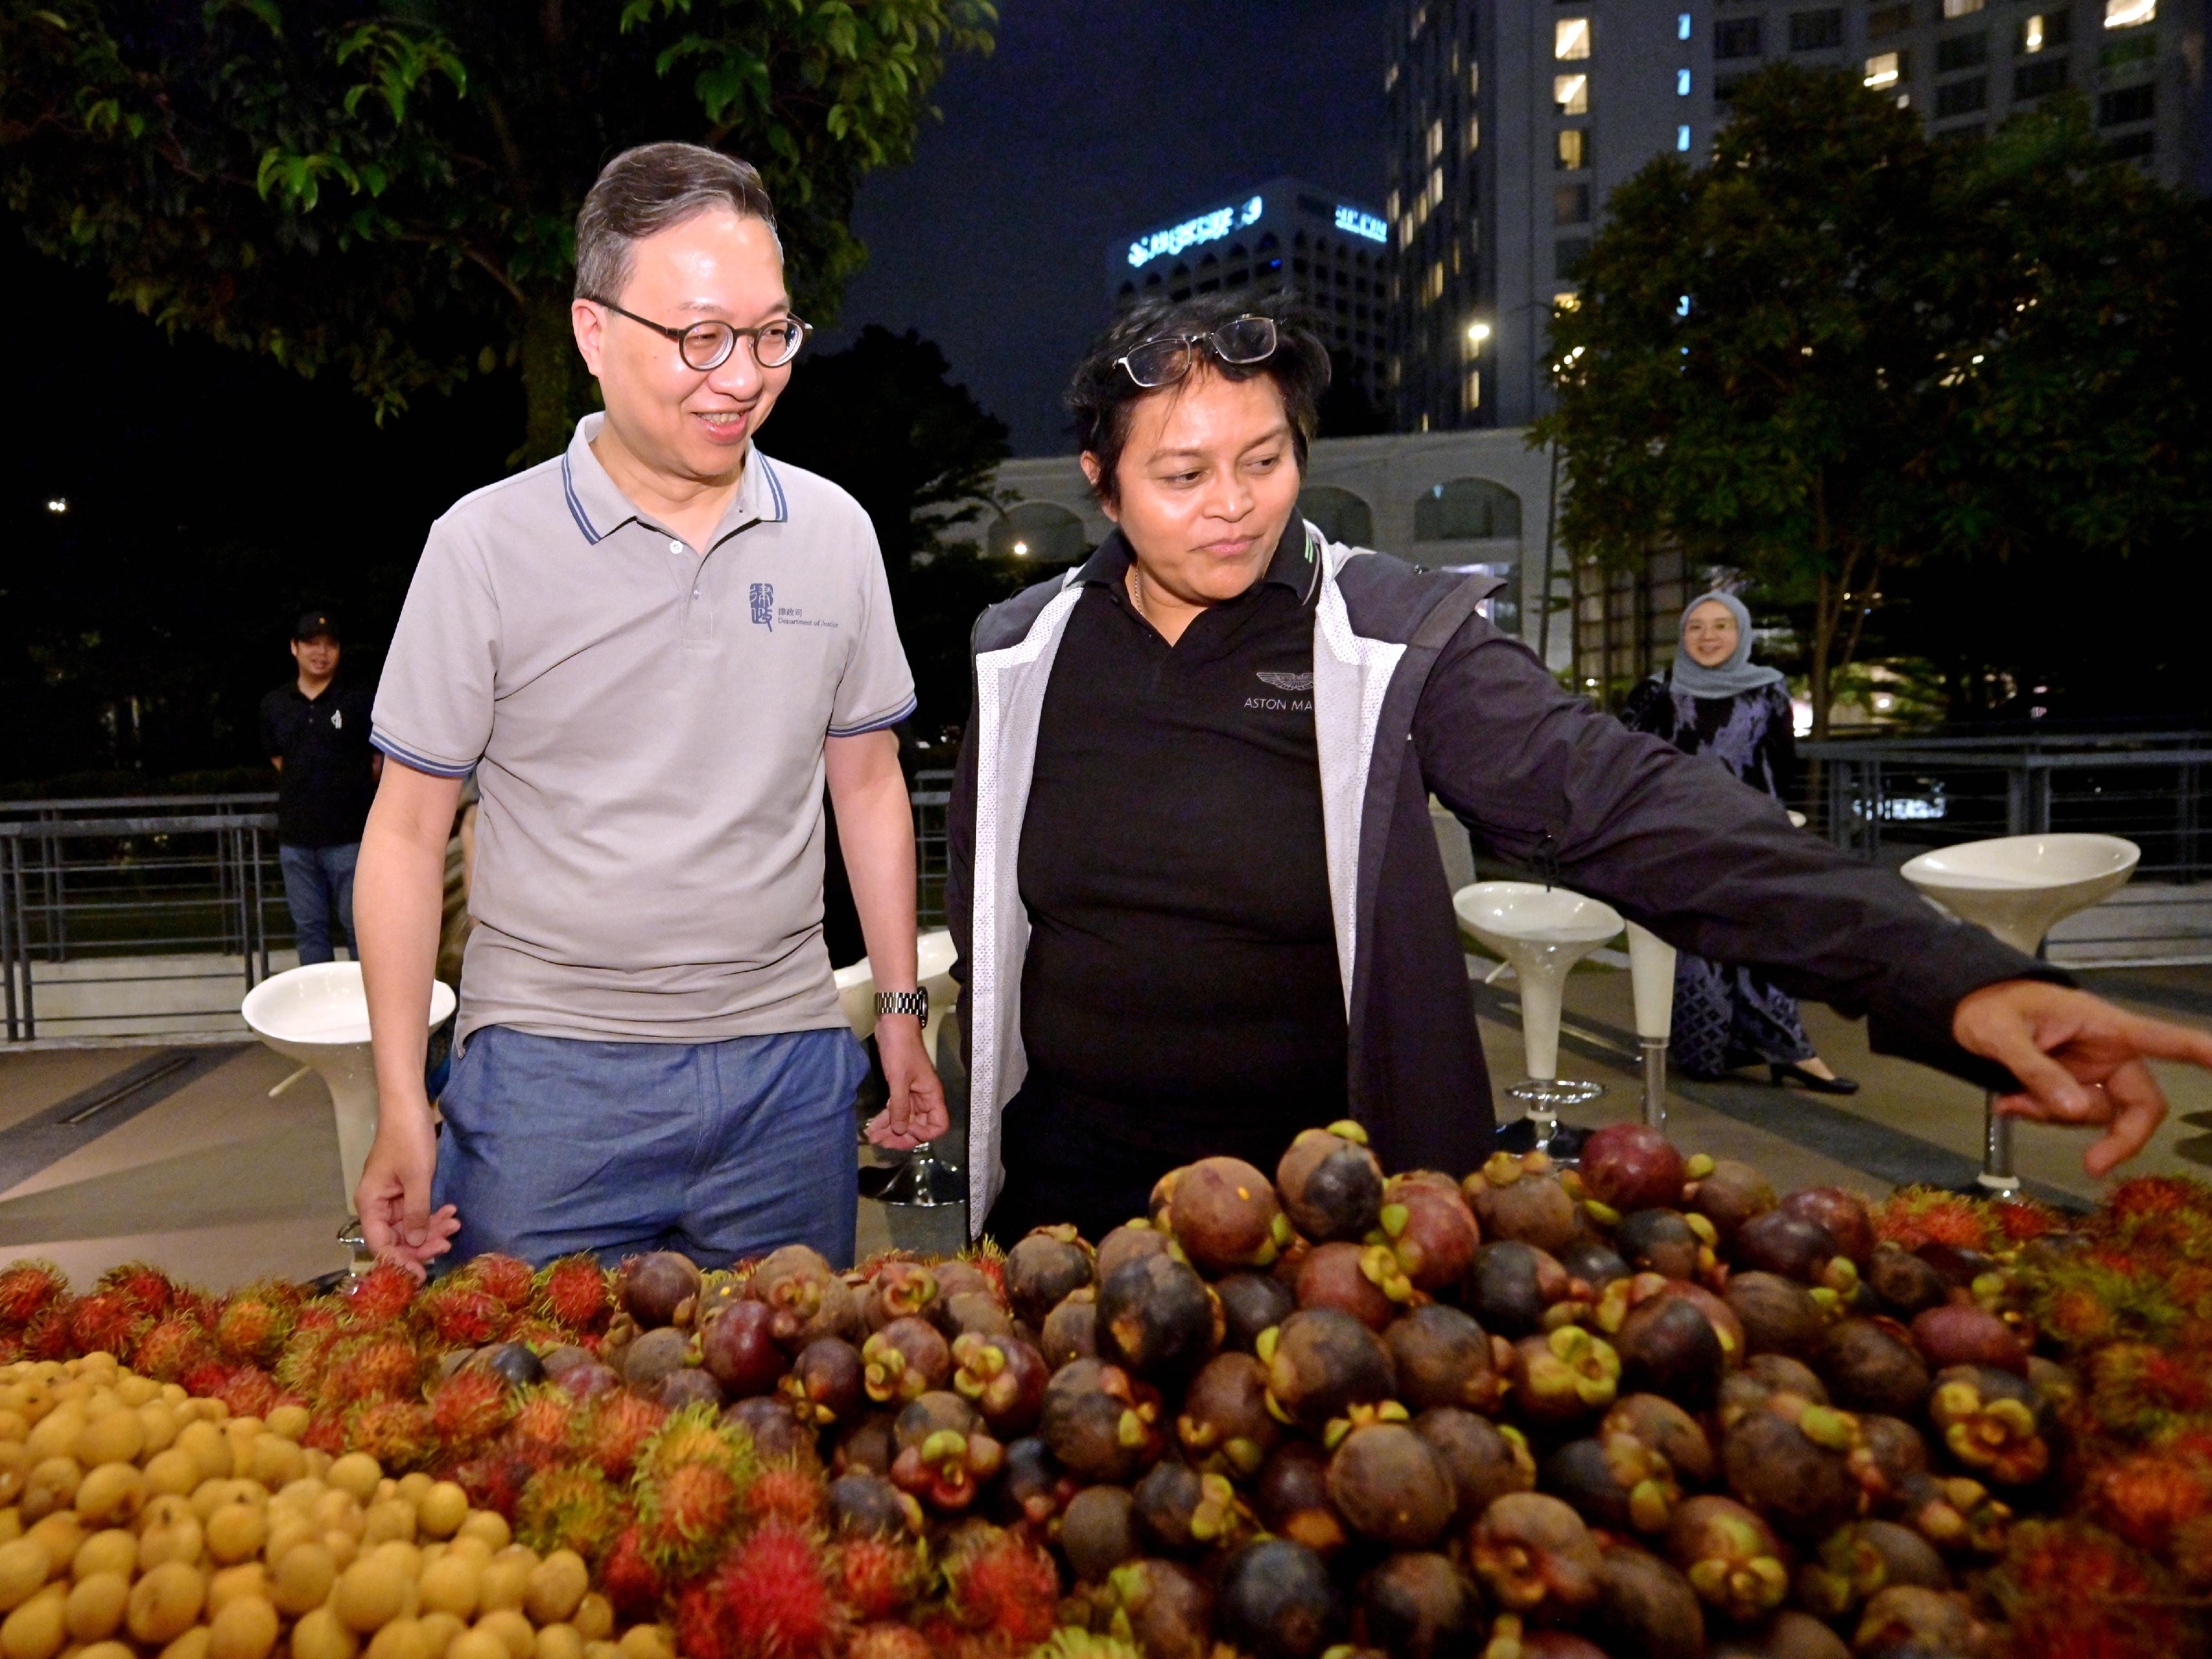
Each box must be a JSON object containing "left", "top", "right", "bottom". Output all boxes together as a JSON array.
[
  {"left": 1677, "top": 12, "right": 1692, "bottom": 40},
  {"left": 1427, "top": 262, "right": 1445, "bottom": 302},
  {"left": 1553, "top": 291, "right": 1580, "bottom": 312},
  {"left": 1467, "top": 115, "right": 1480, "bottom": 153},
  {"left": 1942, "top": 0, "right": 1983, "bottom": 15},
  {"left": 1386, "top": 189, "right": 1400, "bottom": 220},
  {"left": 1427, "top": 167, "right": 1443, "bottom": 208},
  {"left": 1464, "top": 370, "right": 1483, "bottom": 410},
  {"left": 2023, "top": 14, "right": 2047, "bottom": 50},
  {"left": 1428, "top": 119, "right": 1444, "bottom": 161},
  {"left": 1864, "top": 51, "right": 1902, "bottom": 89},
  {"left": 1556, "top": 18, "right": 1591, "bottom": 59},
  {"left": 1677, "top": 67, "right": 1692, "bottom": 95},
  {"left": 2105, "top": 0, "right": 2155, "bottom": 24},
  {"left": 1676, "top": 123, "right": 1692, "bottom": 151},
  {"left": 2021, "top": 12, "right": 2071, "bottom": 49},
  {"left": 1384, "top": 62, "right": 1399, "bottom": 93},
  {"left": 1554, "top": 74, "right": 1589, "bottom": 113},
  {"left": 1556, "top": 128, "right": 1587, "bottom": 169}
]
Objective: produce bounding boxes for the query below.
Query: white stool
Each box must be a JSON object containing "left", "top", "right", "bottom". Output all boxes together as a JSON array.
[
  {"left": 1899, "top": 834, "right": 2138, "bottom": 1193},
  {"left": 839, "top": 929, "right": 962, "bottom": 1207},
  {"left": 242, "top": 962, "right": 457, "bottom": 1272},
  {"left": 1625, "top": 922, "right": 1679, "bottom": 1132},
  {"left": 1455, "top": 880, "right": 1624, "bottom": 1159}
]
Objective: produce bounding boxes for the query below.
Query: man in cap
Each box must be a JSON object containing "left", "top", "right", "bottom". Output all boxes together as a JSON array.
[{"left": 260, "top": 611, "right": 381, "bottom": 964}]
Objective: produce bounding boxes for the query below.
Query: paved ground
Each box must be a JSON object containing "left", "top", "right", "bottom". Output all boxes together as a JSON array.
[{"left": 3, "top": 960, "right": 2206, "bottom": 1293}]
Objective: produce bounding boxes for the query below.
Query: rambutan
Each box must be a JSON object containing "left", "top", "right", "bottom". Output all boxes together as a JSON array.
[
  {"left": 515, "top": 1464, "right": 624, "bottom": 1561},
  {"left": 0, "top": 1260, "right": 68, "bottom": 1331},
  {"left": 833, "top": 1534, "right": 925, "bottom": 1622},
  {"left": 1875, "top": 1188, "right": 1994, "bottom": 1254},
  {"left": 462, "top": 1253, "right": 539, "bottom": 1312},
  {"left": 96, "top": 1260, "right": 178, "bottom": 1321},
  {"left": 507, "top": 1385, "right": 578, "bottom": 1463},
  {"left": 340, "top": 1261, "right": 419, "bottom": 1329},
  {"left": 2090, "top": 1451, "right": 2212, "bottom": 1552},
  {"left": 942, "top": 1525, "right": 1058, "bottom": 1647},
  {"left": 216, "top": 1283, "right": 299, "bottom": 1364},
  {"left": 66, "top": 1290, "right": 148, "bottom": 1359},
  {"left": 132, "top": 1314, "right": 217, "bottom": 1383},
  {"left": 275, "top": 1324, "right": 343, "bottom": 1399},
  {"left": 429, "top": 1366, "right": 515, "bottom": 1449},
  {"left": 343, "top": 1397, "right": 435, "bottom": 1469},
  {"left": 685, "top": 1521, "right": 848, "bottom": 1659},
  {"left": 599, "top": 1523, "right": 666, "bottom": 1614},
  {"left": 507, "top": 1318, "right": 573, "bottom": 1353},
  {"left": 453, "top": 1452, "right": 538, "bottom": 1519},
  {"left": 323, "top": 1330, "right": 425, "bottom": 1406},
  {"left": 2108, "top": 1176, "right": 2212, "bottom": 1222},
  {"left": 19, "top": 1301, "right": 74, "bottom": 1362},
  {"left": 576, "top": 1390, "right": 667, "bottom": 1480},
  {"left": 638, "top": 1459, "right": 745, "bottom": 1575},
  {"left": 1993, "top": 1196, "right": 2069, "bottom": 1244},
  {"left": 2090, "top": 1343, "right": 2212, "bottom": 1442},
  {"left": 214, "top": 1366, "right": 284, "bottom": 1421},
  {"left": 418, "top": 1280, "right": 513, "bottom": 1348},
  {"left": 180, "top": 1357, "right": 234, "bottom": 1398},
  {"left": 745, "top": 1462, "right": 827, "bottom": 1530},
  {"left": 301, "top": 1411, "right": 348, "bottom": 1456},
  {"left": 536, "top": 1255, "right": 615, "bottom": 1333}
]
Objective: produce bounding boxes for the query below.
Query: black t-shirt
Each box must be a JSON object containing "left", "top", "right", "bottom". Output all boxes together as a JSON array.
[
  {"left": 259, "top": 679, "right": 378, "bottom": 847},
  {"left": 1014, "top": 524, "right": 1348, "bottom": 1156}
]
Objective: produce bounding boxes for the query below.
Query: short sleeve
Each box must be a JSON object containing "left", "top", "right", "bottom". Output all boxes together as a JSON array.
[
  {"left": 826, "top": 520, "right": 916, "bottom": 738},
  {"left": 370, "top": 519, "right": 498, "bottom": 776}
]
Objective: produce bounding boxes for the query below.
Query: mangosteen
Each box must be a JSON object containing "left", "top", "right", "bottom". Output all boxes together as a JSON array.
[
  {"left": 1543, "top": 1433, "right": 1678, "bottom": 1534},
  {"left": 1747, "top": 1351, "right": 1829, "bottom": 1399},
  {"left": 1658, "top": 1281, "right": 1746, "bottom": 1364},
  {"left": 1853, "top": 1585, "right": 1984, "bottom": 1659},
  {"left": 1796, "top": 1519, "right": 1949, "bottom": 1619},
  {"left": 941, "top": 1290, "right": 1015, "bottom": 1341},
  {"left": 781, "top": 1334, "right": 865, "bottom": 1427},
  {"left": 1295, "top": 1240, "right": 1397, "bottom": 1331},
  {"left": 1004, "top": 1225, "right": 1095, "bottom": 1327},
  {"left": 1412, "top": 1407, "right": 1534, "bottom": 1526},
  {"left": 1134, "top": 1458, "right": 1251, "bottom": 1553},
  {"left": 1913, "top": 1240, "right": 1995, "bottom": 1288},
  {"left": 656, "top": 1368, "right": 723, "bottom": 1410},
  {"left": 1168, "top": 1156, "right": 1292, "bottom": 1272},
  {"left": 1109, "top": 1558, "right": 1215, "bottom": 1659},
  {"left": 698, "top": 1299, "right": 786, "bottom": 1397},
  {"left": 1175, "top": 1352, "right": 1279, "bottom": 1479},
  {"left": 1725, "top": 1271, "right": 1827, "bottom": 1360},
  {"left": 1665, "top": 1494, "right": 1788, "bottom": 1624},
  {"left": 1097, "top": 1253, "right": 1220, "bottom": 1383},
  {"left": 1720, "top": 1399, "right": 1866, "bottom": 1543},
  {"left": 620, "top": 1326, "right": 693, "bottom": 1390},
  {"left": 1593, "top": 1546, "right": 1706, "bottom": 1659},
  {"left": 1215, "top": 1538, "right": 1341, "bottom": 1659},
  {"left": 950, "top": 1332, "right": 1049, "bottom": 1436},
  {"left": 1463, "top": 1150, "right": 1582, "bottom": 1253},
  {"left": 536, "top": 1344, "right": 594, "bottom": 1380},
  {"left": 553, "top": 1360, "right": 620, "bottom": 1401},
  {"left": 1470, "top": 1493, "right": 1602, "bottom": 1619},
  {"left": 1927, "top": 1364, "right": 2051, "bottom": 1486},
  {"left": 1613, "top": 1294, "right": 1726, "bottom": 1410},
  {"left": 932, "top": 1260, "right": 996, "bottom": 1304},
  {"left": 1097, "top": 1222, "right": 1174, "bottom": 1284},
  {"left": 992, "top": 1434, "right": 1077, "bottom": 1531},
  {"left": 1326, "top": 1422, "right": 1457, "bottom": 1548},
  {"left": 1253, "top": 1441, "right": 1349, "bottom": 1556},
  {"left": 1616, "top": 1208, "right": 1712, "bottom": 1282},
  {"left": 1744, "top": 1610, "right": 1853, "bottom": 1659},
  {"left": 749, "top": 1244, "right": 860, "bottom": 1347},
  {"left": 1910, "top": 1306, "right": 2026, "bottom": 1376},
  {"left": 1822, "top": 1319, "right": 1932, "bottom": 1419},
  {"left": 1866, "top": 1246, "right": 1950, "bottom": 1319},
  {"left": 1467, "top": 1240, "right": 1571, "bottom": 1338},
  {"left": 1358, "top": 1552, "right": 1483, "bottom": 1659},
  {"left": 1685, "top": 1158, "right": 1777, "bottom": 1241},
  {"left": 1062, "top": 1484, "right": 1140, "bottom": 1583},
  {"left": 1509, "top": 1326, "right": 1621, "bottom": 1425},
  {"left": 1041, "top": 1358, "right": 1165, "bottom": 1483},
  {"left": 1276, "top": 1121, "right": 1386, "bottom": 1243},
  {"left": 1779, "top": 1187, "right": 1877, "bottom": 1265},
  {"left": 1260, "top": 1308, "right": 1397, "bottom": 1431},
  {"left": 856, "top": 1260, "right": 940, "bottom": 1333},
  {"left": 618, "top": 1250, "right": 703, "bottom": 1329},
  {"left": 1216, "top": 1271, "right": 1296, "bottom": 1353},
  {"left": 826, "top": 1470, "right": 916, "bottom": 1537},
  {"left": 723, "top": 1394, "right": 815, "bottom": 1463},
  {"left": 1556, "top": 1235, "right": 1630, "bottom": 1292},
  {"left": 1856, "top": 1414, "right": 1930, "bottom": 1499},
  {"left": 832, "top": 1410, "right": 897, "bottom": 1476},
  {"left": 2025, "top": 1356, "right": 2080, "bottom": 1416},
  {"left": 888, "top": 1390, "right": 1004, "bottom": 1511},
  {"left": 1367, "top": 1177, "right": 1481, "bottom": 1295},
  {"left": 1604, "top": 1393, "right": 1716, "bottom": 1485},
  {"left": 1040, "top": 1287, "right": 1097, "bottom": 1368},
  {"left": 1384, "top": 1304, "right": 1507, "bottom": 1414},
  {"left": 1579, "top": 1123, "right": 1688, "bottom": 1216},
  {"left": 476, "top": 1342, "right": 544, "bottom": 1387},
  {"left": 1734, "top": 1209, "right": 1844, "bottom": 1288}
]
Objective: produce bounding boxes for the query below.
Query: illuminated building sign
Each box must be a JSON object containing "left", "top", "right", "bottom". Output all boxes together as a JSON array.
[
  {"left": 1126, "top": 195, "right": 1264, "bottom": 268},
  {"left": 1335, "top": 206, "right": 1389, "bottom": 243}
]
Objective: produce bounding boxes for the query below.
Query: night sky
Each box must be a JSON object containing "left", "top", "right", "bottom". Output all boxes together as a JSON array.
[{"left": 822, "top": 0, "right": 1395, "bottom": 456}]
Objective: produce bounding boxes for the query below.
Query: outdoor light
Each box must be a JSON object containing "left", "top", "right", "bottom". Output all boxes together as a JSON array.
[
  {"left": 45, "top": 497, "right": 68, "bottom": 514},
  {"left": 1012, "top": 540, "right": 1029, "bottom": 556},
  {"left": 1467, "top": 321, "right": 1492, "bottom": 343},
  {"left": 2104, "top": 0, "right": 2155, "bottom": 28}
]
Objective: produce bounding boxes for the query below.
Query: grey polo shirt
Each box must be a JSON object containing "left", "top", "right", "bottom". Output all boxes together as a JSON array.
[{"left": 372, "top": 413, "right": 916, "bottom": 1046}]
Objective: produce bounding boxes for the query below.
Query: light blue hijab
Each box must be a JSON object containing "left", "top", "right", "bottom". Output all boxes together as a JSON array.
[{"left": 1672, "top": 591, "right": 1785, "bottom": 697}]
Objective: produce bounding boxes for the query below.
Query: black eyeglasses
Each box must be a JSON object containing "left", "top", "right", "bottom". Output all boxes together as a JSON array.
[
  {"left": 1115, "top": 315, "right": 1279, "bottom": 388},
  {"left": 583, "top": 295, "right": 812, "bottom": 371}
]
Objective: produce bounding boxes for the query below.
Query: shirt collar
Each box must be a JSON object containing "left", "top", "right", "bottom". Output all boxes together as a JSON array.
[
  {"left": 559, "top": 412, "right": 789, "bottom": 548},
  {"left": 1076, "top": 517, "right": 1319, "bottom": 605}
]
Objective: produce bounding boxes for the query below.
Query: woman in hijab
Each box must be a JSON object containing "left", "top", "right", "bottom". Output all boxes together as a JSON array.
[{"left": 1620, "top": 592, "right": 1858, "bottom": 1093}]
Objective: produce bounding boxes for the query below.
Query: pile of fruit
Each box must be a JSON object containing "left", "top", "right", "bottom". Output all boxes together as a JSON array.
[{"left": 2, "top": 1125, "right": 2209, "bottom": 1659}]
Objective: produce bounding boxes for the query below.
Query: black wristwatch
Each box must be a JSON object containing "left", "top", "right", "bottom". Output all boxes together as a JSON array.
[{"left": 874, "top": 988, "right": 928, "bottom": 1022}]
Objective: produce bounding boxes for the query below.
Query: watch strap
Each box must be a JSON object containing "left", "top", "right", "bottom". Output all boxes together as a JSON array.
[{"left": 874, "top": 988, "right": 928, "bottom": 1022}]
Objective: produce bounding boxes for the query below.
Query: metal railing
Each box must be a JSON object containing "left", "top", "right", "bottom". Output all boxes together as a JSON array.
[
  {"left": 914, "top": 769, "right": 953, "bottom": 931},
  {"left": 1796, "top": 733, "right": 2212, "bottom": 964}
]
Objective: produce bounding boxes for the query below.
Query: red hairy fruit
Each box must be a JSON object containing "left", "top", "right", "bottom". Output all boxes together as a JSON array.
[
  {"left": 339, "top": 1261, "right": 419, "bottom": 1329},
  {"left": 96, "top": 1260, "right": 178, "bottom": 1322},
  {"left": 72, "top": 1291, "right": 145, "bottom": 1358},
  {"left": 1578, "top": 1124, "right": 1688, "bottom": 1217},
  {"left": 215, "top": 1282, "right": 299, "bottom": 1364},
  {"left": 745, "top": 1462, "right": 827, "bottom": 1530},
  {"left": 691, "top": 1520, "right": 847, "bottom": 1659},
  {"left": 638, "top": 1459, "right": 744, "bottom": 1575},
  {"left": 575, "top": 1388, "right": 668, "bottom": 1479},
  {"left": 945, "top": 1526, "right": 1061, "bottom": 1644},
  {"left": 515, "top": 1464, "right": 624, "bottom": 1559},
  {"left": 429, "top": 1366, "right": 515, "bottom": 1448},
  {"left": 326, "top": 1330, "right": 425, "bottom": 1405},
  {"left": 834, "top": 1535, "right": 925, "bottom": 1621},
  {"left": 509, "top": 1386, "right": 581, "bottom": 1461},
  {"left": 420, "top": 1281, "right": 513, "bottom": 1348},
  {"left": 598, "top": 1525, "right": 666, "bottom": 1615},
  {"left": 215, "top": 1365, "right": 285, "bottom": 1421},
  {"left": 343, "top": 1397, "right": 435, "bottom": 1469},
  {"left": 0, "top": 1260, "right": 68, "bottom": 1331},
  {"left": 132, "top": 1315, "right": 218, "bottom": 1383},
  {"left": 464, "top": 1253, "right": 538, "bottom": 1311},
  {"left": 535, "top": 1254, "right": 615, "bottom": 1332}
]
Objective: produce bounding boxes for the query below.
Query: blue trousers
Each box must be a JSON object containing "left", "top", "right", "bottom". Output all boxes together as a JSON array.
[
  {"left": 279, "top": 843, "right": 358, "bottom": 966},
  {"left": 431, "top": 1024, "right": 868, "bottom": 1269}
]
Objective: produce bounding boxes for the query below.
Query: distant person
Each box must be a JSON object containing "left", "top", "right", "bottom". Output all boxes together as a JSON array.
[
  {"left": 1619, "top": 592, "right": 1858, "bottom": 1093},
  {"left": 259, "top": 611, "right": 379, "bottom": 966}
]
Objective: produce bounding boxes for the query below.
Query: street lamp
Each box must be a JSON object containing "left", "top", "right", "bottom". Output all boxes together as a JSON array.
[
  {"left": 45, "top": 497, "right": 69, "bottom": 514},
  {"left": 1465, "top": 321, "right": 1492, "bottom": 348},
  {"left": 1012, "top": 540, "right": 1029, "bottom": 557}
]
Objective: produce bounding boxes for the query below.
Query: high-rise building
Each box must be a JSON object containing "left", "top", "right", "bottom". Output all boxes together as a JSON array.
[
  {"left": 1107, "top": 176, "right": 1394, "bottom": 412},
  {"left": 1386, "top": 0, "right": 2208, "bottom": 435}
]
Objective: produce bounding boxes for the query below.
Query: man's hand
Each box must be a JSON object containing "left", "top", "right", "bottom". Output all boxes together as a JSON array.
[
  {"left": 866, "top": 1015, "right": 950, "bottom": 1149},
  {"left": 1952, "top": 980, "right": 2212, "bottom": 1176},
  {"left": 355, "top": 1094, "right": 460, "bottom": 1280}
]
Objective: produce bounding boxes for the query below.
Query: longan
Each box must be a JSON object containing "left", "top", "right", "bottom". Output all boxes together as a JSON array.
[
  {"left": 417, "top": 1612, "right": 464, "bottom": 1659},
  {"left": 62, "top": 1572, "right": 128, "bottom": 1642},
  {"left": 144, "top": 1449, "right": 201, "bottom": 1500},
  {"left": 335, "top": 1556, "right": 411, "bottom": 1635},
  {"left": 521, "top": 1554, "right": 586, "bottom": 1627},
  {"left": 71, "top": 1411, "right": 144, "bottom": 1470},
  {"left": 20, "top": 1458, "right": 80, "bottom": 1521},
  {"left": 0, "top": 1446, "right": 29, "bottom": 1509},
  {"left": 250, "top": 1437, "right": 306, "bottom": 1491},
  {"left": 125, "top": 1559, "right": 206, "bottom": 1647},
  {"left": 79, "top": 1641, "right": 134, "bottom": 1659},
  {"left": 208, "top": 1594, "right": 281, "bottom": 1659},
  {"left": 615, "top": 1626, "right": 673, "bottom": 1659},
  {"left": 206, "top": 1503, "right": 269, "bottom": 1566},
  {"left": 570, "top": 1597, "right": 611, "bottom": 1644},
  {"left": 453, "top": 1514, "right": 508, "bottom": 1553},
  {"left": 415, "top": 1487, "right": 467, "bottom": 1542},
  {"left": 0, "top": 1541, "right": 51, "bottom": 1614},
  {"left": 473, "top": 1558, "right": 529, "bottom": 1616},
  {"left": 272, "top": 1543, "right": 337, "bottom": 1618},
  {"left": 161, "top": 1630, "right": 213, "bottom": 1659},
  {"left": 137, "top": 1517, "right": 204, "bottom": 1572},
  {"left": 533, "top": 1626, "right": 583, "bottom": 1659},
  {"left": 473, "top": 1609, "right": 534, "bottom": 1659},
  {"left": 22, "top": 1516, "right": 81, "bottom": 1572},
  {"left": 366, "top": 1616, "right": 432, "bottom": 1659},
  {"left": 290, "top": 1605, "right": 361, "bottom": 1659},
  {"left": 262, "top": 1511, "right": 316, "bottom": 1568},
  {"left": 415, "top": 1557, "right": 479, "bottom": 1623},
  {"left": 444, "top": 1630, "right": 506, "bottom": 1659},
  {"left": 264, "top": 1407, "right": 310, "bottom": 1443},
  {"left": 69, "top": 1532, "right": 134, "bottom": 1583},
  {"left": 113, "top": 1374, "right": 157, "bottom": 1408},
  {"left": 362, "top": 1503, "right": 416, "bottom": 1547},
  {"left": 208, "top": 1563, "right": 270, "bottom": 1615},
  {"left": 23, "top": 1406, "right": 84, "bottom": 1465},
  {"left": 313, "top": 1493, "right": 367, "bottom": 1540},
  {"left": 327, "top": 1457, "right": 383, "bottom": 1506},
  {"left": 175, "top": 1423, "right": 233, "bottom": 1484},
  {"left": 138, "top": 1401, "right": 181, "bottom": 1457},
  {"left": 72, "top": 1463, "right": 147, "bottom": 1527},
  {"left": 0, "top": 1582, "right": 66, "bottom": 1659}
]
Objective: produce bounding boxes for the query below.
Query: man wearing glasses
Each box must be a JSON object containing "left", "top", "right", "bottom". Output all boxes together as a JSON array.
[{"left": 356, "top": 143, "right": 943, "bottom": 1275}]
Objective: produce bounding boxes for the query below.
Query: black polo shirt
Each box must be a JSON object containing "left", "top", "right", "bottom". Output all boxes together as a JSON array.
[
  {"left": 1014, "top": 521, "right": 1348, "bottom": 1156},
  {"left": 259, "top": 678, "right": 378, "bottom": 848}
]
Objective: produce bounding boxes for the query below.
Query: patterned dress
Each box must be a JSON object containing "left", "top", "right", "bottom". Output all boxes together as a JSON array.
[{"left": 1618, "top": 674, "right": 1815, "bottom": 1078}]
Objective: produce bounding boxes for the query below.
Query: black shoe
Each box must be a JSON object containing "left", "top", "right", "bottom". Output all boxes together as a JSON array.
[{"left": 1772, "top": 1061, "right": 1859, "bottom": 1095}]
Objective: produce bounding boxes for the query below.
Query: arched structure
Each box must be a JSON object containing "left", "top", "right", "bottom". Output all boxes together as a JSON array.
[
  {"left": 1297, "top": 484, "right": 1374, "bottom": 549},
  {"left": 1414, "top": 478, "right": 1522, "bottom": 541},
  {"left": 987, "top": 500, "right": 1090, "bottom": 565}
]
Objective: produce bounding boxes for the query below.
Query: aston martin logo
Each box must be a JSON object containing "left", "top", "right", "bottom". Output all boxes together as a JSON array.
[{"left": 1256, "top": 671, "right": 1313, "bottom": 692}]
